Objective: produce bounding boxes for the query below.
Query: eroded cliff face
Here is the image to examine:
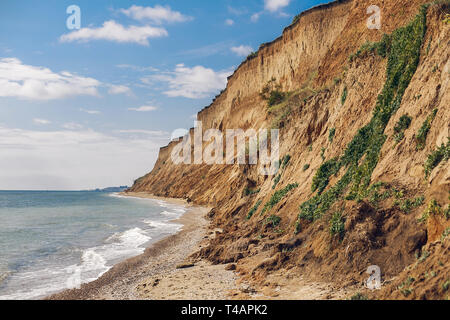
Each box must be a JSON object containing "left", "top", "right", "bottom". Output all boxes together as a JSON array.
[{"left": 129, "top": 0, "right": 449, "bottom": 300}]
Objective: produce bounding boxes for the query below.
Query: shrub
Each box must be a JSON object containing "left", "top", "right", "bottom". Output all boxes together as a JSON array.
[
  {"left": 262, "top": 183, "right": 299, "bottom": 215},
  {"left": 398, "top": 277, "right": 415, "bottom": 297},
  {"left": 268, "top": 90, "right": 286, "bottom": 107},
  {"left": 329, "top": 128, "right": 336, "bottom": 143},
  {"left": 294, "top": 220, "right": 302, "bottom": 234},
  {"left": 265, "top": 215, "right": 281, "bottom": 227},
  {"left": 330, "top": 212, "right": 345, "bottom": 240},
  {"left": 341, "top": 86, "right": 348, "bottom": 105},
  {"left": 442, "top": 227, "right": 450, "bottom": 240},
  {"left": 303, "top": 164, "right": 310, "bottom": 172},
  {"left": 348, "top": 35, "right": 391, "bottom": 62},
  {"left": 311, "top": 158, "right": 339, "bottom": 194},
  {"left": 442, "top": 280, "right": 450, "bottom": 292},
  {"left": 418, "top": 199, "right": 442, "bottom": 223},
  {"left": 281, "top": 154, "right": 291, "bottom": 169},
  {"left": 394, "top": 196, "right": 425, "bottom": 213},
  {"left": 416, "top": 109, "right": 438, "bottom": 150},
  {"left": 424, "top": 138, "right": 449, "bottom": 178},
  {"left": 246, "top": 52, "right": 258, "bottom": 60},
  {"left": 393, "top": 114, "right": 412, "bottom": 143},
  {"left": 272, "top": 174, "right": 281, "bottom": 189},
  {"left": 246, "top": 200, "right": 262, "bottom": 220}
]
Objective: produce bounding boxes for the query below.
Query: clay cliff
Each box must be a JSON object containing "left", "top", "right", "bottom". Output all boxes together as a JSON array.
[{"left": 129, "top": 0, "right": 449, "bottom": 300}]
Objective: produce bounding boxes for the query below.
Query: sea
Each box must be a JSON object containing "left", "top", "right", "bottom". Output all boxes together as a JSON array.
[{"left": 0, "top": 191, "right": 186, "bottom": 300}]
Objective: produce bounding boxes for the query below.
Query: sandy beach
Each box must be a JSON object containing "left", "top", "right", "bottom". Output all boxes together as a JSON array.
[{"left": 46, "top": 192, "right": 239, "bottom": 300}]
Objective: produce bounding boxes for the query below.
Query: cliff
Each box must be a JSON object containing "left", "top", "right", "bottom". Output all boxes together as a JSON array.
[{"left": 129, "top": 0, "right": 449, "bottom": 300}]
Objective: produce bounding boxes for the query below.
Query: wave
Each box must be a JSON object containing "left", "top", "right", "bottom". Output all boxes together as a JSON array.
[
  {"left": 143, "top": 219, "right": 182, "bottom": 233},
  {"left": 0, "top": 227, "right": 152, "bottom": 300}
]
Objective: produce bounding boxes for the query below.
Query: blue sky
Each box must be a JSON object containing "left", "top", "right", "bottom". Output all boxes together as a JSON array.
[{"left": 0, "top": 0, "right": 325, "bottom": 190}]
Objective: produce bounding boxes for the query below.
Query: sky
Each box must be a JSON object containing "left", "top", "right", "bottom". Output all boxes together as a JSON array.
[{"left": 0, "top": 0, "right": 326, "bottom": 190}]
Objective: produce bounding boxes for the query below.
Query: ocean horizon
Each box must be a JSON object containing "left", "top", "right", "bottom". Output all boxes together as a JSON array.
[{"left": 0, "top": 190, "right": 186, "bottom": 300}]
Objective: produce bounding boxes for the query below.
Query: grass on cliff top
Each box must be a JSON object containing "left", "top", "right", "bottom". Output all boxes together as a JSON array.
[{"left": 296, "top": 5, "right": 428, "bottom": 225}]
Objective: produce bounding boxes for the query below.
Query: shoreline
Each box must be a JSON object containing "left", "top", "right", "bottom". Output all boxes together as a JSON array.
[{"left": 46, "top": 192, "right": 238, "bottom": 300}]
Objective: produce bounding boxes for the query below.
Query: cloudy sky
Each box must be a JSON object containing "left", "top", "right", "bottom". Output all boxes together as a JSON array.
[{"left": 0, "top": 0, "right": 324, "bottom": 190}]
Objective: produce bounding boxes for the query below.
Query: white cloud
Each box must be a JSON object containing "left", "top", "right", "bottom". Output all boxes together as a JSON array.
[
  {"left": 121, "top": 5, "right": 192, "bottom": 24},
  {"left": 80, "top": 108, "right": 101, "bottom": 115},
  {"left": 155, "top": 64, "right": 232, "bottom": 99},
  {"left": 62, "top": 122, "right": 83, "bottom": 130},
  {"left": 251, "top": 13, "right": 261, "bottom": 22},
  {"left": 60, "top": 20, "right": 168, "bottom": 46},
  {"left": 0, "top": 126, "right": 167, "bottom": 190},
  {"left": 128, "top": 106, "right": 158, "bottom": 112},
  {"left": 108, "top": 84, "right": 132, "bottom": 95},
  {"left": 0, "top": 58, "right": 100, "bottom": 100},
  {"left": 33, "top": 118, "right": 51, "bottom": 125},
  {"left": 225, "top": 19, "right": 234, "bottom": 26},
  {"left": 231, "top": 45, "right": 254, "bottom": 57},
  {"left": 264, "top": 0, "right": 291, "bottom": 12}
]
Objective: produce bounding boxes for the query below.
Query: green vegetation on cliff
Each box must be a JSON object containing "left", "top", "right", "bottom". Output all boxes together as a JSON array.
[{"left": 296, "top": 6, "right": 428, "bottom": 225}]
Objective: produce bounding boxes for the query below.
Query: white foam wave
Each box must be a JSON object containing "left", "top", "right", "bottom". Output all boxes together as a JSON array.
[
  {"left": 143, "top": 220, "right": 182, "bottom": 233},
  {"left": 0, "top": 227, "right": 152, "bottom": 300}
]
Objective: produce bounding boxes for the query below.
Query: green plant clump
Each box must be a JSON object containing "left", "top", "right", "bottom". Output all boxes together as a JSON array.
[
  {"left": 418, "top": 199, "right": 443, "bottom": 223},
  {"left": 329, "top": 128, "right": 336, "bottom": 143},
  {"left": 246, "top": 52, "right": 258, "bottom": 60},
  {"left": 330, "top": 212, "right": 345, "bottom": 240},
  {"left": 272, "top": 174, "right": 281, "bottom": 189},
  {"left": 265, "top": 214, "right": 281, "bottom": 227},
  {"left": 303, "top": 164, "right": 310, "bottom": 172},
  {"left": 416, "top": 108, "right": 438, "bottom": 150},
  {"left": 247, "top": 200, "right": 262, "bottom": 220},
  {"left": 394, "top": 196, "right": 425, "bottom": 213},
  {"left": 341, "top": 86, "right": 348, "bottom": 105},
  {"left": 297, "top": 6, "right": 428, "bottom": 224},
  {"left": 424, "top": 138, "right": 449, "bottom": 178},
  {"left": 393, "top": 114, "right": 412, "bottom": 143},
  {"left": 262, "top": 183, "right": 299, "bottom": 215},
  {"left": 281, "top": 154, "right": 291, "bottom": 169},
  {"left": 398, "top": 277, "right": 415, "bottom": 297},
  {"left": 442, "top": 227, "right": 450, "bottom": 240},
  {"left": 268, "top": 90, "right": 286, "bottom": 107},
  {"left": 349, "top": 34, "right": 392, "bottom": 62}
]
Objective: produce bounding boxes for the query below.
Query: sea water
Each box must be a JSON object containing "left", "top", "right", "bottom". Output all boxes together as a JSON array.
[{"left": 0, "top": 191, "right": 185, "bottom": 300}]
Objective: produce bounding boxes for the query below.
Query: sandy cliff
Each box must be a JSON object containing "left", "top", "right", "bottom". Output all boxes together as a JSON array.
[{"left": 129, "top": 0, "right": 449, "bottom": 300}]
